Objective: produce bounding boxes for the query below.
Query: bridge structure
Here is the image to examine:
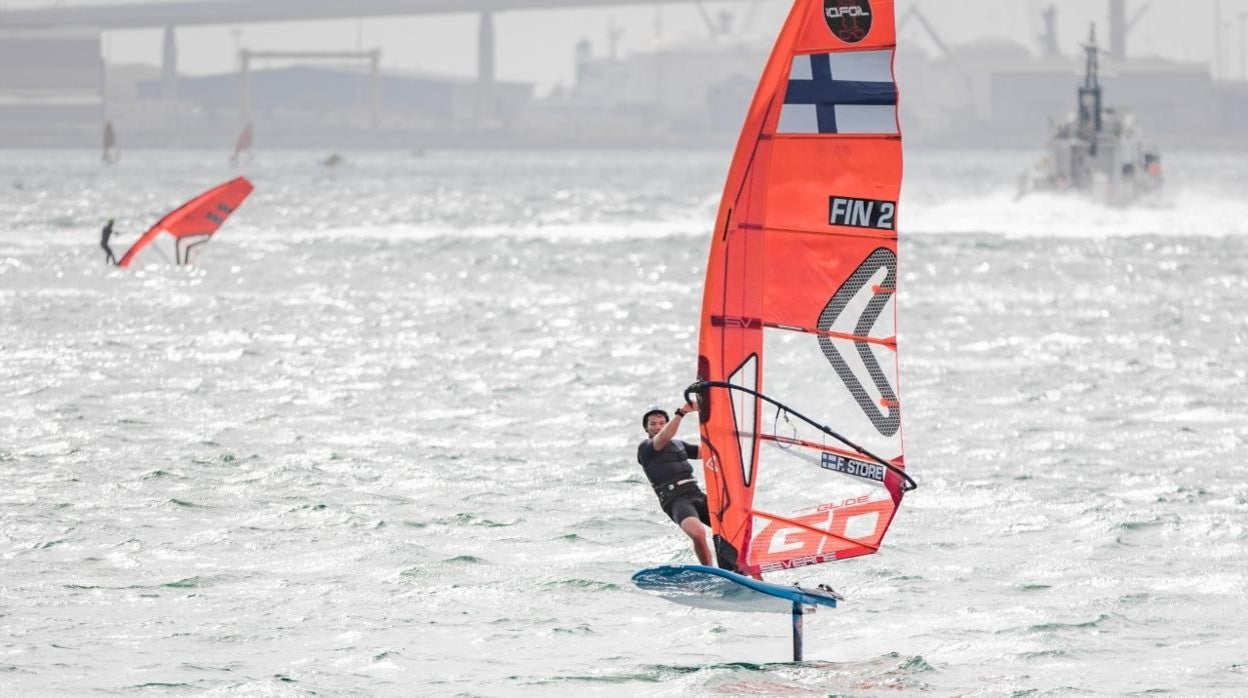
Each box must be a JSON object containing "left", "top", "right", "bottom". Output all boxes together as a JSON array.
[
  {"left": 0, "top": 0, "right": 770, "bottom": 117},
  {"left": 0, "top": 0, "right": 764, "bottom": 29}
]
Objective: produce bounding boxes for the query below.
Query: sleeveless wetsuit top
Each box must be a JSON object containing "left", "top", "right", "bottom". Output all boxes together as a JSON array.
[{"left": 637, "top": 438, "right": 700, "bottom": 489}]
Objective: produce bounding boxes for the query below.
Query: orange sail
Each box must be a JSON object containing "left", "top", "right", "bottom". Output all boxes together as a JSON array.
[
  {"left": 693, "top": 0, "right": 913, "bottom": 578},
  {"left": 117, "top": 177, "right": 254, "bottom": 268}
]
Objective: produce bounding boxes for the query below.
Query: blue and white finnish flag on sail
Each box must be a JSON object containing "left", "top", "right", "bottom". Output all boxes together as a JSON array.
[{"left": 778, "top": 50, "right": 898, "bottom": 134}]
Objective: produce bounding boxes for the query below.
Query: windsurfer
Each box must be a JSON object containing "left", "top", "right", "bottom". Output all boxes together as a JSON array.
[
  {"left": 100, "top": 218, "right": 118, "bottom": 266},
  {"left": 637, "top": 401, "right": 712, "bottom": 566}
]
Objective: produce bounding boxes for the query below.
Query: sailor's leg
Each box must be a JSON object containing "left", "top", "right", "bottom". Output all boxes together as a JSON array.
[{"left": 679, "top": 516, "right": 712, "bottom": 566}]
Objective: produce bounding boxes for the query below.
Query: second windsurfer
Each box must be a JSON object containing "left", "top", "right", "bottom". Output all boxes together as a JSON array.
[
  {"left": 637, "top": 400, "right": 712, "bottom": 566},
  {"left": 100, "top": 218, "right": 118, "bottom": 266}
]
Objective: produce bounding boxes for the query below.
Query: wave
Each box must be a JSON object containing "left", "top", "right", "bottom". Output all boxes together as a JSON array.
[{"left": 904, "top": 187, "right": 1248, "bottom": 238}]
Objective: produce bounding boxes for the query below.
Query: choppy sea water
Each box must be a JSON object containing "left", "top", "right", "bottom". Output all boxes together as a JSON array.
[{"left": 2, "top": 148, "right": 1247, "bottom": 696}]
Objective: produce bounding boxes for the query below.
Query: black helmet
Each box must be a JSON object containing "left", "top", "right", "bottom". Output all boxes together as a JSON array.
[{"left": 641, "top": 404, "right": 669, "bottom": 428}]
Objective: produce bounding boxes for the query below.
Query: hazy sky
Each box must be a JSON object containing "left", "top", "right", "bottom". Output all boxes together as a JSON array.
[{"left": 5, "top": 0, "right": 1247, "bottom": 90}]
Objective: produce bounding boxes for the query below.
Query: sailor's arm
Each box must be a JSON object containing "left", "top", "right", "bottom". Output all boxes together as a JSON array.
[{"left": 651, "top": 400, "right": 697, "bottom": 451}]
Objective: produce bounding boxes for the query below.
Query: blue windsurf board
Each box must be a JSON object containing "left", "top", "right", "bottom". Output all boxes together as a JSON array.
[{"left": 632, "top": 565, "right": 841, "bottom": 614}]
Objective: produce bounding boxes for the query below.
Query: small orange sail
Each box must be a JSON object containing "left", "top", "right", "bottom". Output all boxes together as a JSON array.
[
  {"left": 692, "top": 0, "right": 913, "bottom": 578},
  {"left": 117, "top": 177, "right": 254, "bottom": 268}
]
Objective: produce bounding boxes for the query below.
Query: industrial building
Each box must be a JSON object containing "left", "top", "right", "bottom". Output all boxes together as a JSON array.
[
  {"left": 0, "top": 28, "right": 104, "bottom": 145},
  {"left": 0, "top": 1, "right": 1244, "bottom": 149}
]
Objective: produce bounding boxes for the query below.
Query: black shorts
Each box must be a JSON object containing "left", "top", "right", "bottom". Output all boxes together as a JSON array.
[{"left": 662, "top": 485, "right": 710, "bottom": 526}]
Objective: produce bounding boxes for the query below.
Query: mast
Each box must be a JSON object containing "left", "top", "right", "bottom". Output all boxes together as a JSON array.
[
  {"left": 1039, "top": 5, "right": 1059, "bottom": 58},
  {"left": 1077, "top": 25, "right": 1103, "bottom": 140}
]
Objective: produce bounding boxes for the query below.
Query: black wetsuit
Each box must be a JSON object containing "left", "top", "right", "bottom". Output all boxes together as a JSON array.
[
  {"left": 100, "top": 221, "right": 117, "bottom": 266},
  {"left": 637, "top": 438, "right": 709, "bottom": 526}
]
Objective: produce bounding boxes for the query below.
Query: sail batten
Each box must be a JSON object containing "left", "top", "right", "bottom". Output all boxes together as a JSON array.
[
  {"left": 695, "top": 0, "right": 910, "bottom": 578},
  {"left": 737, "top": 224, "right": 897, "bottom": 239}
]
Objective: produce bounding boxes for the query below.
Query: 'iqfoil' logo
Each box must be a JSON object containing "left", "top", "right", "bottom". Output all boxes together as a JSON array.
[{"left": 824, "top": 0, "right": 873, "bottom": 44}]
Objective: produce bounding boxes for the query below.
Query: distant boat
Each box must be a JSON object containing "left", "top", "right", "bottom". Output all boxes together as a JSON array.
[
  {"left": 322, "top": 153, "right": 345, "bottom": 168},
  {"left": 1017, "top": 25, "right": 1162, "bottom": 206},
  {"left": 101, "top": 120, "right": 120, "bottom": 164},
  {"left": 229, "top": 122, "right": 253, "bottom": 166}
]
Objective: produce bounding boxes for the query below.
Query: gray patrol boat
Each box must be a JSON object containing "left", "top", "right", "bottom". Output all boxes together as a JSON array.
[{"left": 1018, "top": 26, "right": 1163, "bottom": 205}]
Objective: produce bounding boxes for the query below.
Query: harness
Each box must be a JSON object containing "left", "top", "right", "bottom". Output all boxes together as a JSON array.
[
  {"left": 652, "top": 477, "right": 696, "bottom": 495},
  {"left": 653, "top": 478, "right": 703, "bottom": 510}
]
